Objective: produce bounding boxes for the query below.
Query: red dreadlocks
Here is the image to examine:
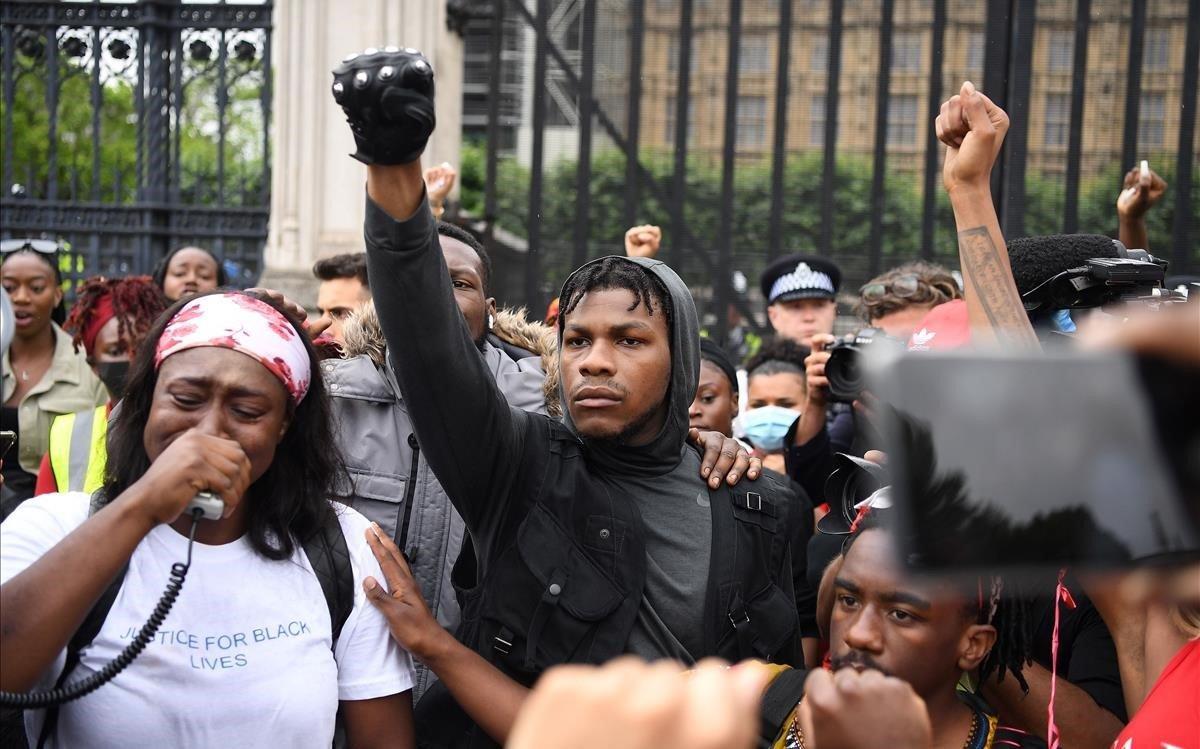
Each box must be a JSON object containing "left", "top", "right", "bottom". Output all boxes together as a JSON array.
[{"left": 64, "top": 276, "right": 169, "bottom": 359}]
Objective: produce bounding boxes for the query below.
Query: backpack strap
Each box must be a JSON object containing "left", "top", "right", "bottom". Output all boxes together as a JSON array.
[
  {"left": 758, "top": 666, "right": 808, "bottom": 749},
  {"left": 302, "top": 513, "right": 355, "bottom": 647}
]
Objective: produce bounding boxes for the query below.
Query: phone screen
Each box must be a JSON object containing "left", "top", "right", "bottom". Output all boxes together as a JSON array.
[
  {"left": 0, "top": 431, "right": 15, "bottom": 459},
  {"left": 872, "top": 351, "right": 1200, "bottom": 583}
]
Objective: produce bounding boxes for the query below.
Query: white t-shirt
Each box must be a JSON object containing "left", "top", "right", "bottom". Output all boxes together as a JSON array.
[{"left": 0, "top": 493, "right": 414, "bottom": 748}]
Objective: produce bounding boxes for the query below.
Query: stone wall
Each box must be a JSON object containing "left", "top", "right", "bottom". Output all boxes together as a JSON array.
[{"left": 260, "top": 0, "right": 463, "bottom": 308}]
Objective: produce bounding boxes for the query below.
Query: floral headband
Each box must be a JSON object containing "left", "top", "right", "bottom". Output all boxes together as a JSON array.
[{"left": 154, "top": 293, "right": 311, "bottom": 404}]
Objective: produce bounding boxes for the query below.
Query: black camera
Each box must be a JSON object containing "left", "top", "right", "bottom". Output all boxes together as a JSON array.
[
  {"left": 824, "top": 328, "right": 903, "bottom": 403},
  {"left": 815, "top": 453, "right": 890, "bottom": 535},
  {"left": 1014, "top": 237, "right": 1187, "bottom": 314}
]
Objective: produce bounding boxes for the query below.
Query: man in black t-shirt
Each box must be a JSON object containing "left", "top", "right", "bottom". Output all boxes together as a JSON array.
[{"left": 978, "top": 583, "right": 1126, "bottom": 747}]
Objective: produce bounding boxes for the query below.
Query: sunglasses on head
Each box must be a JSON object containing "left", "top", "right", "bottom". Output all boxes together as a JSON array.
[
  {"left": 0, "top": 239, "right": 63, "bottom": 255},
  {"left": 859, "top": 274, "right": 921, "bottom": 303}
]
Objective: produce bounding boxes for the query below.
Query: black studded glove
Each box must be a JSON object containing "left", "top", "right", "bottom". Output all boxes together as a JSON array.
[{"left": 331, "top": 46, "right": 435, "bottom": 166}]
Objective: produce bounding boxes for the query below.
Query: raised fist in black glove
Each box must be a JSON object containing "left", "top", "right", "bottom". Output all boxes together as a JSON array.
[{"left": 331, "top": 46, "right": 435, "bottom": 166}]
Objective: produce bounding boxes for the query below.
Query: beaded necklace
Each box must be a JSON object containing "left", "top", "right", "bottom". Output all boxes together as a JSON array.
[{"left": 785, "top": 700, "right": 996, "bottom": 749}]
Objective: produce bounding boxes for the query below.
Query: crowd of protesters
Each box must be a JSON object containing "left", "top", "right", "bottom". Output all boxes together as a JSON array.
[{"left": 0, "top": 45, "right": 1196, "bottom": 749}]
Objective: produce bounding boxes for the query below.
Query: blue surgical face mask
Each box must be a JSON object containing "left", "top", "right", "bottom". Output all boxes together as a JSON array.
[{"left": 734, "top": 405, "right": 800, "bottom": 452}]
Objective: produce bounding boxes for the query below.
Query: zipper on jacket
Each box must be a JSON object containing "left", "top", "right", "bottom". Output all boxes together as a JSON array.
[{"left": 398, "top": 433, "right": 420, "bottom": 561}]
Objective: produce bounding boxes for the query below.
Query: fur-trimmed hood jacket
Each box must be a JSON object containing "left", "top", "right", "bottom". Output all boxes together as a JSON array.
[{"left": 325, "top": 300, "right": 554, "bottom": 700}]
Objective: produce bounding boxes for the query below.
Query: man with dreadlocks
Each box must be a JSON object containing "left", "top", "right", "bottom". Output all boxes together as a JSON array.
[
  {"left": 331, "top": 47, "right": 802, "bottom": 747},
  {"left": 33, "top": 275, "right": 167, "bottom": 495},
  {"left": 796, "top": 504, "right": 1044, "bottom": 749}
]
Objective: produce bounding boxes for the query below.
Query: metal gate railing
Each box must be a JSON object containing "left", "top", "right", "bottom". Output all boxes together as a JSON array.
[
  {"left": 1, "top": 0, "right": 273, "bottom": 288},
  {"left": 466, "top": 0, "right": 1199, "bottom": 337}
]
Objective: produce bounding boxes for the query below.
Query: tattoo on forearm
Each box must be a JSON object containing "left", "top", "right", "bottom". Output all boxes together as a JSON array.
[{"left": 958, "top": 226, "right": 1039, "bottom": 347}]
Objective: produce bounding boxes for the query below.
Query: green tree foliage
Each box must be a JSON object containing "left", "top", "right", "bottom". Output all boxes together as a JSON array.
[
  {"left": 2, "top": 57, "right": 138, "bottom": 202},
  {"left": 461, "top": 140, "right": 930, "bottom": 288},
  {"left": 2, "top": 45, "right": 265, "bottom": 207},
  {"left": 1078, "top": 156, "right": 1199, "bottom": 256},
  {"left": 462, "top": 139, "right": 1197, "bottom": 290}
]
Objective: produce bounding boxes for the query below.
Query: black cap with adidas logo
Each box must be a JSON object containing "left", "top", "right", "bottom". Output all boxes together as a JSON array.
[{"left": 759, "top": 254, "right": 842, "bottom": 305}]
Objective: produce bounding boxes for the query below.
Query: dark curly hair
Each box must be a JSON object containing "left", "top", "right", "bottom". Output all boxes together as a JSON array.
[
  {"left": 101, "top": 291, "right": 347, "bottom": 560},
  {"left": 744, "top": 337, "right": 810, "bottom": 378},
  {"left": 558, "top": 256, "right": 673, "bottom": 333},
  {"left": 64, "top": 275, "right": 168, "bottom": 358}
]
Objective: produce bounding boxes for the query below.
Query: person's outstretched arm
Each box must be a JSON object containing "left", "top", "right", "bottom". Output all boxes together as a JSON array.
[
  {"left": 333, "top": 48, "right": 527, "bottom": 538},
  {"left": 1, "top": 430, "right": 251, "bottom": 691},
  {"left": 1115, "top": 163, "right": 1166, "bottom": 252},
  {"left": 935, "top": 82, "right": 1038, "bottom": 350},
  {"left": 982, "top": 661, "right": 1123, "bottom": 748},
  {"left": 363, "top": 524, "right": 528, "bottom": 744}
]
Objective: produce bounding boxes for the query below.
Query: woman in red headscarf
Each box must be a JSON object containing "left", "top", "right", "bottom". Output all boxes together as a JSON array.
[{"left": 33, "top": 276, "right": 167, "bottom": 496}]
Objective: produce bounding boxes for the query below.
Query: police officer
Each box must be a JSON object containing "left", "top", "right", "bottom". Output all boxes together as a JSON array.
[{"left": 759, "top": 255, "right": 842, "bottom": 348}]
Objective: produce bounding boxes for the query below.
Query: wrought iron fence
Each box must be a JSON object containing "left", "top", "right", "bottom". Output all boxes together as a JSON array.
[
  {"left": 0, "top": 0, "right": 272, "bottom": 289},
  {"left": 465, "top": 0, "right": 1199, "bottom": 337}
]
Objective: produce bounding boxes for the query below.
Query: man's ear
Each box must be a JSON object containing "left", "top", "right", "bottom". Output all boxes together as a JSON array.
[
  {"left": 766, "top": 303, "right": 781, "bottom": 331},
  {"left": 486, "top": 297, "right": 497, "bottom": 317},
  {"left": 957, "top": 624, "right": 997, "bottom": 673}
]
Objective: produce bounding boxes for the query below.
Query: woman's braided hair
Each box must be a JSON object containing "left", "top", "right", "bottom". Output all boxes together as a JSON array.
[
  {"left": 744, "top": 336, "right": 810, "bottom": 378},
  {"left": 64, "top": 275, "right": 169, "bottom": 357}
]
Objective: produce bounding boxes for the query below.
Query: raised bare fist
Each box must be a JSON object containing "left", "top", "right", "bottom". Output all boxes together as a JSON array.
[
  {"left": 331, "top": 46, "right": 436, "bottom": 166},
  {"left": 624, "top": 224, "right": 662, "bottom": 258},
  {"left": 935, "top": 81, "right": 1009, "bottom": 195},
  {"left": 1116, "top": 162, "right": 1167, "bottom": 220}
]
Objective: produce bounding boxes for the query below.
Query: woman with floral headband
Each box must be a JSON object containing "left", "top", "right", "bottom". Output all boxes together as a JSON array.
[{"left": 0, "top": 291, "right": 415, "bottom": 748}]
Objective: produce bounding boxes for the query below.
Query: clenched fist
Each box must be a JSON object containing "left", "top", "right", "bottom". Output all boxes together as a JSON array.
[
  {"left": 331, "top": 46, "right": 436, "bottom": 166},
  {"left": 935, "top": 81, "right": 1009, "bottom": 195},
  {"left": 624, "top": 225, "right": 662, "bottom": 258},
  {"left": 1116, "top": 164, "right": 1167, "bottom": 220}
]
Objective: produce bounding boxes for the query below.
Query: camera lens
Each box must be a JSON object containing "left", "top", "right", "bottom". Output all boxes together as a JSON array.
[{"left": 825, "top": 344, "right": 864, "bottom": 403}]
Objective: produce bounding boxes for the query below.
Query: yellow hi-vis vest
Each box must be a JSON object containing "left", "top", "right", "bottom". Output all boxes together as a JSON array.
[{"left": 48, "top": 405, "right": 108, "bottom": 494}]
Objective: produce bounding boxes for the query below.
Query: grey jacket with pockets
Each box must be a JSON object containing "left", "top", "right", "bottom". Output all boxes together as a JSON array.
[{"left": 324, "top": 318, "right": 547, "bottom": 700}]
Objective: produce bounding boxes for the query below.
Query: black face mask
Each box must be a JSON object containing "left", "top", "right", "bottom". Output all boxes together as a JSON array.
[{"left": 95, "top": 360, "right": 131, "bottom": 400}]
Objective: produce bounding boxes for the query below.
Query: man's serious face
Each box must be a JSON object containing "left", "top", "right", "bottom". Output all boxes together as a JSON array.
[
  {"left": 829, "top": 529, "right": 994, "bottom": 703},
  {"left": 560, "top": 288, "right": 671, "bottom": 445},
  {"left": 767, "top": 298, "right": 837, "bottom": 347},
  {"left": 440, "top": 236, "right": 494, "bottom": 347}
]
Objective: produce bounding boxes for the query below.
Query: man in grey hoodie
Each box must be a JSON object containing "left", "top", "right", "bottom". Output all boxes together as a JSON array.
[{"left": 333, "top": 47, "right": 800, "bottom": 747}]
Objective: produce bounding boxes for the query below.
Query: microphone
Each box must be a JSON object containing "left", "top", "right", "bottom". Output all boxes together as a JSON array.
[
  {"left": 1008, "top": 234, "right": 1124, "bottom": 297},
  {"left": 1007, "top": 234, "right": 1169, "bottom": 313},
  {"left": 184, "top": 491, "right": 224, "bottom": 520}
]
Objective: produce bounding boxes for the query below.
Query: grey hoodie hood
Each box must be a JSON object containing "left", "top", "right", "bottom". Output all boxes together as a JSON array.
[{"left": 557, "top": 255, "right": 700, "bottom": 475}]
